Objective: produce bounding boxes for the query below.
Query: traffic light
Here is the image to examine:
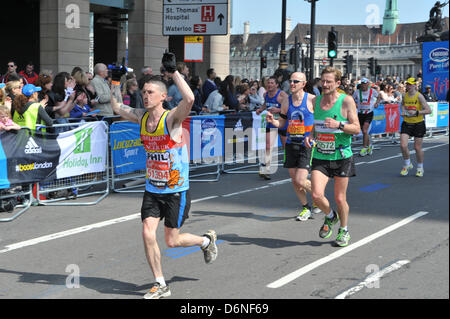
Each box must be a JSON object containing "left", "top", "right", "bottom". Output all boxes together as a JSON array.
[
  {"left": 327, "top": 29, "right": 338, "bottom": 59},
  {"left": 368, "top": 57, "right": 375, "bottom": 76},
  {"left": 343, "top": 50, "right": 353, "bottom": 75},
  {"left": 375, "top": 62, "right": 381, "bottom": 75},
  {"left": 260, "top": 56, "right": 267, "bottom": 69},
  {"left": 289, "top": 48, "right": 295, "bottom": 64}
]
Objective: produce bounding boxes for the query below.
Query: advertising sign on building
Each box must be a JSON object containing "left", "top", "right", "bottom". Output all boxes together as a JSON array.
[{"left": 422, "top": 41, "right": 449, "bottom": 101}]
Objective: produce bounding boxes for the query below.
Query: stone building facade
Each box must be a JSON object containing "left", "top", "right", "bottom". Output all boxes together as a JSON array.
[{"left": 230, "top": 18, "right": 449, "bottom": 81}]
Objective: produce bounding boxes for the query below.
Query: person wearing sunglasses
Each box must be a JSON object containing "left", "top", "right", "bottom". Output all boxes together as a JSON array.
[
  {"left": 266, "top": 72, "right": 321, "bottom": 221},
  {"left": 1, "top": 61, "right": 18, "bottom": 83}
]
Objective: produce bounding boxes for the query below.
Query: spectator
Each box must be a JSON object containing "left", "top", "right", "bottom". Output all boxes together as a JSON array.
[
  {"left": 35, "top": 74, "right": 53, "bottom": 102},
  {"left": 220, "top": 75, "right": 239, "bottom": 110},
  {"left": 202, "top": 68, "right": 217, "bottom": 103},
  {"left": 19, "top": 62, "right": 39, "bottom": 85},
  {"left": 0, "top": 104, "right": 21, "bottom": 131},
  {"left": 122, "top": 78, "right": 143, "bottom": 109},
  {"left": 379, "top": 83, "right": 399, "bottom": 104},
  {"left": 189, "top": 75, "right": 205, "bottom": 114},
  {"left": 312, "top": 77, "right": 321, "bottom": 96},
  {"left": 236, "top": 83, "right": 250, "bottom": 111},
  {"left": 138, "top": 66, "right": 153, "bottom": 89},
  {"left": 177, "top": 62, "right": 189, "bottom": 81},
  {"left": 45, "top": 72, "right": 77, "bottom": 122},
  {"left": 11, "top": 84, "right": 53, "bottom": 130},
  {"left": 423, "top": 85, "right": 437, "bottom": 102},
  {"left": 73, "top": 70, "right": 97, "bottom": 108},
  {"left": 1, "top": 61, "right": 19, "bottom": 83},
  {"left": 90, "top": 63, "right": 114, "bottom": 117},
  {"left": 5, "top": 81, "right": 22, "bottom": 104},
  {"left": 70, "top": 92, "right": 93, "bottom": 119},
  {"left": 204, "top": 79, "right": 229, "bottom": 114},
  {"left": 166, "top": 78, "right": 183, "bottom": 110},
  {"left": 248, "top": 85, "right": 264, "bottom": 111},
  {"left": 258, "top": 76, "right": 268, "bottom": 101},
  {"left": 274, "top": 69, "right": 291, "bottom": 94}
]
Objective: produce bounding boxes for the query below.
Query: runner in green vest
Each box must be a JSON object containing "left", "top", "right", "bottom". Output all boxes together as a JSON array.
[{"left": 305, "top": 67, "right": 360, "bottom": 247}]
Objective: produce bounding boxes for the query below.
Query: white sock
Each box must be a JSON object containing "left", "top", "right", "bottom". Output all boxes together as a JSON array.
[
  {"left": 340, "top": 226, "right": 348, "bottom": 232},
  {"left": 326, "top": 209, "right": 334, "bottom": 219},
  {"left": 201, "top": 236, "right": 210, "bottom": 249},
  {"left": 417, "top": 163, "right": 423, "bottom": 169},
  {"left": 404, "top": 159, "right": 411, "bottom": 167},
  {"left": 155, "top": 277, "right": 166, "bottom": 287}
]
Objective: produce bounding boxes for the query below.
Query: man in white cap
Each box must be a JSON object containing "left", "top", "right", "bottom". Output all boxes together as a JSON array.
[{"left": 352, "top": 78, "right": 382, "bottom": 156}]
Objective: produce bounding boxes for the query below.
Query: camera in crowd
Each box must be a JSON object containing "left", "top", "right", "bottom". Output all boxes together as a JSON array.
[{"left": 108, "top": 57, "right": 133, "bottom": 81}]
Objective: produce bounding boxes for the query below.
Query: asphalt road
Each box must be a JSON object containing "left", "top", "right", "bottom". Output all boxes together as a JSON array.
[{"left": 0, "top": 134, "right": 448, "bottom": 306}]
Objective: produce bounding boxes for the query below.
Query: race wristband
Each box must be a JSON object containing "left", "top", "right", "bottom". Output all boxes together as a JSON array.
[
  {"left": 111, "top": 80, "right": 121, "bottom": 86},
  {"left": 279, "top": 113, "right": 287, "bottom": 119}
]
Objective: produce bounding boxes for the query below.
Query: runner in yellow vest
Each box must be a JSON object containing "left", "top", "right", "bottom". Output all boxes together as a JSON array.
[{"left": 399, "top": 78, "right": 431, "bottom": 177}]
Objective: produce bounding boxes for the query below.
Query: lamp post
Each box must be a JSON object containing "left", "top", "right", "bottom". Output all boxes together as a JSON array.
[
  {"left": 304, "top": 33, "right": 311, "bottom": 80},
  {"left": 279, "top": 0, "right": 288, "bottom": 69},
  {"left": 305, "top": 0, "right": 318, "bottom": 81}
]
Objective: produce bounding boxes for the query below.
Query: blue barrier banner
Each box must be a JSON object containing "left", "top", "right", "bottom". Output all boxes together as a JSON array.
[
  {"left": 0, "top": 132, "right": 9, "bottom": 189},
  {"left": 190, "top": 115, "right": 225, "bottom": 163},
  {"left": 436, "top": 102, "right": 449, "bottom": 128},
  {"left": 369, "top": 106, "right": 387, "bottom": 134},
  {"left": 422, "top": 41, "right": 449, "bottom": 101},
  {"left": 110, "top": 122, "right": 146, "bottom": 175}
]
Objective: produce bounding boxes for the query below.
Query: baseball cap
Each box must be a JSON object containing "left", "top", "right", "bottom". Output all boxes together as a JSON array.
[
  {"left": 0, "top": 83, "right": 5, "bottom": 89},
  {"left": 22, "top": 84, "right": 42, "bottom": 97},
  {"left": 406, "top": 77, "right": 417, "bottom": 85},
  {"left": 360, "top": 78, "right": 370, "bottom": 84},
  {"left": 425, "top": 85, "right": 431, "bottom": 88}
]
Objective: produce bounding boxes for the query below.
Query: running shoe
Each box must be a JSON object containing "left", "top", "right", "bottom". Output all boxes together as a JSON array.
[
  {"left": 312, "top": 203, "right": 322, "bottom": 214},
  {"left": 296, "top": 207, "right": 311, "bottom": 221},
  {"left": 368, "top": 145, "right": 373, "bottom": 155},
  {"left": 202, "top": 230, "right": 218, "bottom": 264},
  {"left": 319, "top": 212, "right": 339, "bottom": 239},
  {"left": 335, "top": 228, "right": 351, "bottom": 247},
  {"left": 143, "top": 282, "right": 171, "bottom": 299},
  {"left": 400, "top": 163, "right": 413, "bottom": 176},
  {"left": 359, "top": 147, "right": 367, "bottom": 157},
  {"left": 415, "top": 168, "right": 424, "bottom": 177},
  {"left": 259, "top": 172, "right": 271, "bottom": 180}
]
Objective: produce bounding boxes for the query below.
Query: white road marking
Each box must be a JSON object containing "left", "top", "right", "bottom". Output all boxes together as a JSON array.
[
  {"left": 334, "top": 260, "right": 410, "bottom": 299},
  {"left": 266, "top": 211, "right": 429, "bottom": 288}
]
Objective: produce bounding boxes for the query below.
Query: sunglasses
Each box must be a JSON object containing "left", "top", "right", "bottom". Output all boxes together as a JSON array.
[
  {"left": 7, "top": 65, "right": 14, "bottom": 67},
  {"left": 289, "top": 80, "right": 304, "bottom": 84}
]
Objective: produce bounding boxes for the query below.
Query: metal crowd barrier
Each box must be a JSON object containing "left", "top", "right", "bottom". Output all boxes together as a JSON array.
[
  {"left": 35, "top": 121, "right": 110, "bottom": 206},
  {"left": 0, "top": 184, "right": 33, "bottom": 223}
]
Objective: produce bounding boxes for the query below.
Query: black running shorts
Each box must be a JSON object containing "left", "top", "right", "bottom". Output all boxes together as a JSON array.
[
  {"left": 400, "top": 121, "right": 426, "bottom": 138},
  {"left": 141, "top": 190, "right": 191, "bottom": 229},
  {"left": 311, "top": 156, "right": 356, "bottom": 178},
  {"left": 358, "top": 111, "right": 374, "bottom": 127},
  {"left": 283, "top": 143, "right": 312, "bottom": 170}
]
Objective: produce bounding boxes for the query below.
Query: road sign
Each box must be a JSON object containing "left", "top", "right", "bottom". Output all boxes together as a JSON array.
[
  {"left": 184, "top": 36, "right": 204, "bottom": 62},
  {"left": 163, "top": 0, "right": 228, "bottom": 36},
  {"left": 322, "top": 57, "right": 327, "bottom": 65}
]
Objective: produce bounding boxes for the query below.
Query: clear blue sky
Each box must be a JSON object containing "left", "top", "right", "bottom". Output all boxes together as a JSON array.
[{"left": 230, "top": 0, "right": 450, "bottom": 34}]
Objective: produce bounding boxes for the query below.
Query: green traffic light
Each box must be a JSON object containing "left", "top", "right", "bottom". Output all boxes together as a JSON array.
[{"left": 328, "top": 50, "right": 336, "bottom": 58}]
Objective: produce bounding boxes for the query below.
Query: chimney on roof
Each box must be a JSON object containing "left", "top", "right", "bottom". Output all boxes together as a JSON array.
[
  {"left": 286, "top": 17, "right": 292, "bottom": 39},
  {"left": 243, "top": 21, "right": 250, "bottom": 46}
]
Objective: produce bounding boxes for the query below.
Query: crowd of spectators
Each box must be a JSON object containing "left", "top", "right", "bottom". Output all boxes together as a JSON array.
[{"left": 0, "top": 58, "right": 448, "bottom": 134}]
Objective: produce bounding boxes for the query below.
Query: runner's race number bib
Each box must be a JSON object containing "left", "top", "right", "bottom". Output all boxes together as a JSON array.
[{"left": 316, "top": 133, "right": 335, "bottom": 154}]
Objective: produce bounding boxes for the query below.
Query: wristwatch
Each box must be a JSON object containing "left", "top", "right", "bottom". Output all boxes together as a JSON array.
[{"left": 338, "top": 122, "right": 345, "bottom": 130}]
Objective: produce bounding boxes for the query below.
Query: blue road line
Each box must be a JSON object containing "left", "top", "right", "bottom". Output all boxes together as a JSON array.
[
  {"left": 359, "top": 183, "right": 390, "bottom": 192},
  {"left": 166, "top": 240, "right": 225, "bottom": 259}
]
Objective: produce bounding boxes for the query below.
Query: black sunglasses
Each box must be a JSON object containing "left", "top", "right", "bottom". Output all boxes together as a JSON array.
[
  {"left": 7, "top": 64, "right": 14, "bottom": 67},
  {"left": 289, "top": 80, "right": 303, "bottom": 84}
]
